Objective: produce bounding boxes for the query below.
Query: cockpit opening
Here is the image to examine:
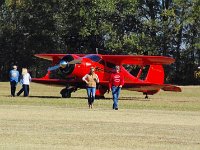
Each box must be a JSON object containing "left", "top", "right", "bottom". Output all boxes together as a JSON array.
[{"left": 123, "top": 64, "right": 150, "bottom": 80}]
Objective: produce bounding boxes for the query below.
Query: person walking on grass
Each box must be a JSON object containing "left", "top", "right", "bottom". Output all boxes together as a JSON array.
[
  {"left": 109, "top": 65, "right": 124, "bottom": 110},
  {"left": 17, "top": 68, "right": 31, "bottom": 97},
  {"left": 9, "top": 65, "right": 19, "bottom": 97},
  {"left": 82, "top": 66, "right": 99, "bottom": 109}
]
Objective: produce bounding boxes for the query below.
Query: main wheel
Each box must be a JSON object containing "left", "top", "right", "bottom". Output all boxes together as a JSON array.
[{"left": 60, "top": 88, "right": 71, "bottom": 98}]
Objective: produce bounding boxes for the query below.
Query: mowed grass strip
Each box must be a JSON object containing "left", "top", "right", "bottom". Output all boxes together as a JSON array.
[
  {"left": 0, "top": 105, "right": 200, "bottom": 150},
  {"left": 0, "top": 82, "right": 200, "bottom": 150},
  {"left": 0, "top": 82, "right": 200, "bottom": 111}
]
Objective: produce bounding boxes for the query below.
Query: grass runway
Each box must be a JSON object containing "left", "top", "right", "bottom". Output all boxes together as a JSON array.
[{"left": 0, "top": 82, "right": 200, "bottom": 149}]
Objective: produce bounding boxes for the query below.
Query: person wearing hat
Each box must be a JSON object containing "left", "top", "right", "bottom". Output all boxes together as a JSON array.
[
  {"left": 9, "top": 65, "right": 19, "bottom": 97},
  {"left": 109, "top": 65, "right": 124, "bottom": 110},
  {"left": 82, "top": 66, "right": 99, "bottom": 109}
]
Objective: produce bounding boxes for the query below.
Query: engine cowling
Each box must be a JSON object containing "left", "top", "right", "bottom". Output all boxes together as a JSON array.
[{"left": 59, "top": 55, "right": 75, "bottom": 75}]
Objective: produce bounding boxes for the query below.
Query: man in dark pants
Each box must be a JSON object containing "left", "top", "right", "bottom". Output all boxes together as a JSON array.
[{"left": 9, "top": 65, "right": 19, "bottom": 97}]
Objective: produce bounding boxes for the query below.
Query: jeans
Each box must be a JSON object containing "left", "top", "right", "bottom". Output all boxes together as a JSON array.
[
  {"left": 111, "top": 86, "right": 121, "bottom": 109},
  {"left": 86, "top": 87, "right": 96, "bottom": 105},
  {"left": 10, "top": 81, "right": 17, "bottom": 96},
  {"left": 17, "top": 84, "right": 29, "bottom": 97}
]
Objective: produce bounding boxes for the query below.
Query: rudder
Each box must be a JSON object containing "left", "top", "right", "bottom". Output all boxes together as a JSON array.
[{"left": 144, "top": 65, "right": 164, "bottom": 84}]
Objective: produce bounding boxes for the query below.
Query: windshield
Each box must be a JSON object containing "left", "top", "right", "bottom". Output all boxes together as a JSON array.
[{"left": 84, "top": 54, "right": 102, "bottom": 62}]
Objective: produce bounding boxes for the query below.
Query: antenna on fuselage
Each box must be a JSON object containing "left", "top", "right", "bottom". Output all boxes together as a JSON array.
[{"left": 96, "top": 48, "right": 98, "bottom": 54}]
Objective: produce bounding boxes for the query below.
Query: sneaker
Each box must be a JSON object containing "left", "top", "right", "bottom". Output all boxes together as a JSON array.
[{"left": 115, "top": 108, "right": 118, "bottom": 110}]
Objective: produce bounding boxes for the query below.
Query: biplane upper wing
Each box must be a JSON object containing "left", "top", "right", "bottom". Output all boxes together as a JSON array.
[
  {"left": 101, "top": 55, "right": 175, "bottom": 65},
  {"left": 35, "top": 54, "right": 86, "bottom": 61},
  {"left": 35, "top": 54, "right": 66, "bottom": 61}
]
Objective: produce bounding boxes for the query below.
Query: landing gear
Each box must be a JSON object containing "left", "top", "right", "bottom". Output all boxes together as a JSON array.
[
  {"left": 60, "top": 86, "right": 76, "bottom": 98},
  {"left": 144, "top": 93, "right": 148, "bottom": 99},
  {"left": 95, "top": 86, "right": 107, "bottom": 100},
  {"left": 60, "top": 88, "right": 71, "bottom": 98}
]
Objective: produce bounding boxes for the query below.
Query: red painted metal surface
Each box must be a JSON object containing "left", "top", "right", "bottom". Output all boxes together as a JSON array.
[{"left": 32, "top": 54, "right": 181, "bottom": 97}]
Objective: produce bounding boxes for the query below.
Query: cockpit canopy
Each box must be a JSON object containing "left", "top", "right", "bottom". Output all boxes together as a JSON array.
[{"left": 83, "top": 54, "right": 102, "bottom": 62}]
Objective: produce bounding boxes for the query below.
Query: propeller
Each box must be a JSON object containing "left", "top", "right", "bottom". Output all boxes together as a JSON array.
[
  {"left": 68, "top": 59, "right": 81, "bottom": 65},
  {"left": 48, "top": 59, "right": 81, "bottom": 71},
  {"left": 48, "top": 65, "right": 60, "bottom": 71}
]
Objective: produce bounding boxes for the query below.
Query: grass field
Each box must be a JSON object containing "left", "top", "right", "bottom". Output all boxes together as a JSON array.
[{"left": 0, "top": 82, "right": 200, "bottom": 149}]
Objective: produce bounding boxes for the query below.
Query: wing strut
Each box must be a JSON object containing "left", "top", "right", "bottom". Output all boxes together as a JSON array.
[{"left": 137, "top": 66, "right": 144, "bottom": 79}]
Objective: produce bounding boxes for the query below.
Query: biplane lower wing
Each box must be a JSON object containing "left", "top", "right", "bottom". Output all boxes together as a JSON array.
[{"left": 31, "top": 78, "right": 84, "bottom": 87}]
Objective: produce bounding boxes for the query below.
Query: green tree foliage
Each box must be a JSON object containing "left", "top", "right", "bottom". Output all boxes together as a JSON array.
[
  {"left": 0, "top": 0, "right": 57, "bottom": 79},
  {"left": 0, "top": 0, "right": 199, "bottom": 84}
]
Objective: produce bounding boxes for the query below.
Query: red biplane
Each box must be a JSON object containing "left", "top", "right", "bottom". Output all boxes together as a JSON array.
[{"left": 32, "top": 54, "right": 181, "bottom": 98}]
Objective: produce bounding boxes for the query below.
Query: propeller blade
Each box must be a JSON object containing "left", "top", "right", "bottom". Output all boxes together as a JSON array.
[
  {"left": 47, "top": 59, "right": 81, "bottom": 71},
  {"left": 48, "top": 65, "right": 60, "bottom": 71},
  {"left": 68, "top": 59, "right": 81, "bottom": 64}
]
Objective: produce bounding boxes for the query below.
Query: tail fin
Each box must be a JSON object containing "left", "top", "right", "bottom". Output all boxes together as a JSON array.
[{"left": 145, "top": 65, "right": 164, "bottom": 84}]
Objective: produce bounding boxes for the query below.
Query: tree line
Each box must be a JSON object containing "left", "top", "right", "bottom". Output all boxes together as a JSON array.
[{"left": 0, "top": 0, "right": 199, "bottom": 84}]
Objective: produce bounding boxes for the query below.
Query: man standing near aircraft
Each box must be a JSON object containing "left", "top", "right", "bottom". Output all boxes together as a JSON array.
[
  {"left": 109, "top": 66, "right": 124, "bottom": 110},
  {"left": 9, "top": 65, "right": 19, "bottom": 97}
]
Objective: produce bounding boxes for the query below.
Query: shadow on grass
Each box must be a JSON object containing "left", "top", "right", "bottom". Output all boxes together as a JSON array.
[
  {"left": 28, "top": 96, "right": 148, "bottom": 101},
  {"left": 29, "top": 95, "right": 87, "bottom": 100},
  {"left": 29, "top": 96, "right": 62, "bottom": 99},
  {"left": 119, "top": 97, "right": 149, "bottom": 101}
]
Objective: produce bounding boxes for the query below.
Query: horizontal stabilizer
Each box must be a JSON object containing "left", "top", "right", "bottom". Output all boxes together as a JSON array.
[{"left": 162, "top": 85, "right": 182, "bottom": 92}]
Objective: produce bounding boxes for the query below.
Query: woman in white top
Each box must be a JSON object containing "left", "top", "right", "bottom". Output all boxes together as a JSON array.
[{"left": 17, "top": 68, "right": 31, "bottom": 97}]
